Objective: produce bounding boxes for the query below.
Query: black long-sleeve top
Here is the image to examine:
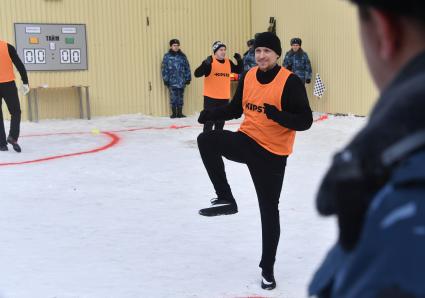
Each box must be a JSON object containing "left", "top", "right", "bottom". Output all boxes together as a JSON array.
[
  {"left": 194, "top": 55, "right": 243, "bottom": 77},
  {"left": 208, "top": 64, "right": 313, "bottom": 131},
  {"left": 6, "top": 43, "right": 28, "bottom": 84}
]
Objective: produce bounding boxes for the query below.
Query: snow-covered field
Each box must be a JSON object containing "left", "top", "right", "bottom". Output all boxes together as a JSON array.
[{"left": 0, "top": 113, "right": 366, "bottom": 298}]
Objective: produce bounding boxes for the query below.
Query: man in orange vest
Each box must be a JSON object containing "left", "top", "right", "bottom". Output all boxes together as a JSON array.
[
  {"left": 194, "top": 41, "right": 242, "bottom": 132},
  {"left": 197, "top": 32, "right": 312, "bottom": 290},
  {"left": 0, "top": 40, "right": 29, "bottom": 152}
]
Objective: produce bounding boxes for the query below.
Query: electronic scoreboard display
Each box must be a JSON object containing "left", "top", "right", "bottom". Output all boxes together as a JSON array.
[{"left": 14, "top": 23, "right": 88, "bottom": 71}]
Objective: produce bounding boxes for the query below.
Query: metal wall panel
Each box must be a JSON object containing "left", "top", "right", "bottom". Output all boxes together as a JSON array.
[
  {"left": 1, "top": 0, "right": 251, "bottom": 120},
  {"left": 143, "top": 0, "right": 251, "bottom": 116},
  {"left": 251, "top": 0, "right": 378, "bottom": 116}
]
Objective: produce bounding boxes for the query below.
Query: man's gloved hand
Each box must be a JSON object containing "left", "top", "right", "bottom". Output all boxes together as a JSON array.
[
  {"left": 264, "top": 103, "right": 280, "bottom": 121},
  {"left": 198, "top": 110, "right": 213, "bottom": 124},
  {"left": 21, "top": 84, "right": 30, "bottom": 95},
  {"left": 185, "top": 80, "right": 191, "bottom": 85},
  {"left": 233, "top": 53, "right": 242, "bottom": 61},
  {"left": 306, "top": 79, "right": 311, "bottom": 84},
  {"left": 203, "top": 56, "right": 212, "bottom": 66}
]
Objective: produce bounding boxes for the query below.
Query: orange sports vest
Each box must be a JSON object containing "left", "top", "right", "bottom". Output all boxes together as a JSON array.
[
  {"left": 0, "top": 40, "right": 15, "bottom": 83},
  {"left": 239, "top": 66, "right": 296, "bottom": 156},
  {"left": 203, "top": 57, "right": 231, "bottom": 99}
]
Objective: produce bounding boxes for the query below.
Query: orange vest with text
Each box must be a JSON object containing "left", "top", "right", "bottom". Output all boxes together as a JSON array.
[
  {"left": 0, "top": 40, "right": 15, "bottom": 83},
  {"left": 203, "top": 57, "right": 231, "bottom": 99},
  {"left": 239, "top": 66, "right": 296, "bottom": 156}
]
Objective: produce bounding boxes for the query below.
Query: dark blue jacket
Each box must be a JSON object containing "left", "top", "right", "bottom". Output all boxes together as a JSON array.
[
  {"left": 310, "top": 50, "right": 425, "bottom": 298},
  {"left": 309, "top": 149, "right": 425, "bottom": 298},
  {"left": 161, "top": 50, "right": 191, "bottom": 89}
]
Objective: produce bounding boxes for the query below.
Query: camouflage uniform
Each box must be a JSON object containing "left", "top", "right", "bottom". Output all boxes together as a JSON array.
[
  {"left": 243, "top": 48, "right": 257, "bottom": 72},
  {"left": 161, "top": 50, "right": 191, "bottom": 108},
  {"left": 282, "top": 50, "right": 312, "bottom": 84}
]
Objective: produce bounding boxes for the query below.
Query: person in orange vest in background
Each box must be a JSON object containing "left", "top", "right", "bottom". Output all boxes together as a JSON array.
[
  {"left": 0, "top": 39, "right": 29, "bottom": 152},
  {"left": 196, "top": 32, "right": 312, "bottom": 290},
  {"left": 194, "top": 41, "right": 242, "bottom": 132}
]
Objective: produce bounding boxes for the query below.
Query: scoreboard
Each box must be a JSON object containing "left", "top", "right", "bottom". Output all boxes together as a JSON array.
[{"left": 14, "top": 23, "right": 88, "bottom": 71}]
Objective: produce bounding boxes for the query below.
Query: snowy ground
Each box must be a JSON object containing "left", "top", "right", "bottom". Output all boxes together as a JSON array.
[{"left": 0, "top": 113, "right": 366, "bottom": 298}]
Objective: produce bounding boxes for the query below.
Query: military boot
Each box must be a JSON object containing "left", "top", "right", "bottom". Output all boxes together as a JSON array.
[{"left": 177, "top": 107, "right": 186, "bottom": 118}]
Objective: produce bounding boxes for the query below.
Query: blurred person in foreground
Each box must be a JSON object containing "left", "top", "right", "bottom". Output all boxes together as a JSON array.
[{"left": 309, "top": 1, "right": 425, "bottom": 297}]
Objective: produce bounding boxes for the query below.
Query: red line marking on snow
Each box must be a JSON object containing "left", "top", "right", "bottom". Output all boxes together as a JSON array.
[
  {"left": 97, "top": 115, "right": 325, "bottom": 135},
  {"left": 0, "top": 132, "right": 120, "bottom": 167},
  {"left": 1, "top": 115, "right": 326, "bottom": 167},
  {"left": 313, "top": 114, "right": 328, "bottom": 122},
  {"left": 108, "top": 114, "right": 326, "bottom": 133},
  {"left": 109, "top": 122, "right": 242, "bottom": 133}
]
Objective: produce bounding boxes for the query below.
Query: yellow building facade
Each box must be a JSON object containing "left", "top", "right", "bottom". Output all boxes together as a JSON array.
[
  {"left": 0, "top": 0, "right": 377, "bottom": 121},
  {"left": 252, "top": 0, "right": 378, "bottom": 116}
]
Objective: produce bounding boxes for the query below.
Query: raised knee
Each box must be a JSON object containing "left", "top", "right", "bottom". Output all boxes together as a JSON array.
[{"left": 197, "top": 131, "right": 215, "bottom": 148}]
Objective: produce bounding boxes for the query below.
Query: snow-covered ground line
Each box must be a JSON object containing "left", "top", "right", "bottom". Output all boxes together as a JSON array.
[{"left": 0, "top": 113, "right": 366, "bottom": 298}]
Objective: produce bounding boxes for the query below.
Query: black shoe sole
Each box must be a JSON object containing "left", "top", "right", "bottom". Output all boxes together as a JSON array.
[
  {"left": 7, "top": 140, "right": 21, "bottom": 152},
  {"left": 261, "top": 272, "right": 276, "bottom": 290},
  {"left": 261, "top": 282, "right": 276, "bottom": 290},
  {"left": 261, "top": 279, "right": 276, "bottom": 290},
  {"left": 9, "top": 144, "right": 21, "bottom": 152},
  {"left": 199, "top": 205, "right": 238, "bottom": 217}
]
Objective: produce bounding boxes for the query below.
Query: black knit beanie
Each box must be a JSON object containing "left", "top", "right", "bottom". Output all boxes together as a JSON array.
[
  {"left": 212, "top": 41, "right": 226, "bottom": 53},
  {"left": 254, "top": 32, "right": 282, "bottom": 57}
]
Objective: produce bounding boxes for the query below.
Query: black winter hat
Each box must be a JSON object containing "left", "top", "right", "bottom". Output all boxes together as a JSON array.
[
  {"left": 169, "top": 39, "right": 180, "bottom": 46},
  {"left": 349, "top": 0, "right": 425, "bottom": 19},
  {"left": 254, "top": 32, "right": 282, "bottom": 56},
  {"left": 212, "top": 41, "right": 226, "bottom": 53},
  {"left": 290, "top": 38, "right": 302, "bottom": 46}
]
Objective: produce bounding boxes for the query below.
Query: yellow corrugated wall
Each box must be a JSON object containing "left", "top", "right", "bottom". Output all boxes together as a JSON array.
[
  {"left": 1, "top": 0, "right": 377, "bottom": 120},
  {"left": 0, "top": 0, "right": 251, "bottom": 120},
  {"left": 251, "top": 0, "right": 378, "bottom": 116}
]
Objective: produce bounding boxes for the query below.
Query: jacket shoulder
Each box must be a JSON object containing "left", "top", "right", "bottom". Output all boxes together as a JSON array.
[{"left": 391, "top": 149, "right": 425, "bottom": 187}]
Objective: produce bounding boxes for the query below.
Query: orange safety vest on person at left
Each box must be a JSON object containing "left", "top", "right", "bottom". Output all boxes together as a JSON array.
[
  {"left": 239, "top": 66, "right": 296, "bottom": 156},
  {"left": 203, "top": 57, "right": 231, "bottom": 99},
  {"left": 0, "top": 40, "right": 15, "bottom": 83}
]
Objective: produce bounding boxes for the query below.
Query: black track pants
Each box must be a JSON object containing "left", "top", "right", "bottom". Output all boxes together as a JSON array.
[
  {"left": 197, "top": 129, "right": 287, "bottom": 272},
  {"left": 0, "top": 81, "right": 21, "bottom": 146}
]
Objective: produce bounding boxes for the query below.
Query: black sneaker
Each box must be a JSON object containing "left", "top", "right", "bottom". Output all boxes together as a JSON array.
[
  {"left": 199, "top": 198, "right": 238, "bottom": 216},
  {"left": 0, "top": 145, "right": 8, "bottom": 151},
  {"left": 7, "top": 137, "right": 21, "bottom": 153},
  {"left": 261, "top": 270, "right": 276, "bottom": 290}
]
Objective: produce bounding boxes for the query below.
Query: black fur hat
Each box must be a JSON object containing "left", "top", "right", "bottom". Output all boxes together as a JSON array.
[
  {"left": 169, "top": 39, "right": 180, "bottom": 46},
  {"left": 290, "top": 38, "right": 302, "bottom": 46}
]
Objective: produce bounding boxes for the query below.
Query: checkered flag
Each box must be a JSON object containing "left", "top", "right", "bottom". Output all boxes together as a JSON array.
[{"left": 313, "top": 73, "right": 326, "bottom": 98}]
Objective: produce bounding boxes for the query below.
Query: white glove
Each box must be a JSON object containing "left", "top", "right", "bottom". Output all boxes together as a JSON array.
[{"left": 22, "top": 84, "right": 30, "bottom": 95}]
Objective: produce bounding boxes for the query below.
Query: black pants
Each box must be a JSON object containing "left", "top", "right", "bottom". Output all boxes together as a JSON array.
[
  {"left": 197, "top": 130, "right": 287, "bottom": 273},
  {"left": 203, "top": 96, "right": 229, "bottom": 132},
  {"left": 0, "top": 81, "right": 21, "bottom": 146}
]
